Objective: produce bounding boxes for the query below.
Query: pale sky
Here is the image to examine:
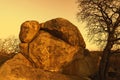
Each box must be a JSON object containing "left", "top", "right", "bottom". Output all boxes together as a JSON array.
[{"left": 0, "top": 0, "right": 99, "bottom": 50}]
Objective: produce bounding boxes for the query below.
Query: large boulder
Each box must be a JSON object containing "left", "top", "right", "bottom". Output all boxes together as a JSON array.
[
  {"left": 40, "top": 18, "right": 85, "bottom": 47},
  {"left": 29, "top": 30, "right": 79, "bottom": 71},
  {"left": 19, "top": 21, "right": 40, "bottom": 43},
  {"left": 19, "top": 18, "right": 86, "bottom": 72}
]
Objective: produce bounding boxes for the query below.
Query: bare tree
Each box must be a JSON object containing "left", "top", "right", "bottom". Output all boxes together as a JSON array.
[{"left": 77, "top": 0, "right": 120, "bottom": 80}]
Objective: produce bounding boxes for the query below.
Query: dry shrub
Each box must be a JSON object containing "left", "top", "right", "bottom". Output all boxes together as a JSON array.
[{"left": 0, "top": 36, "right": 20, "bottom": 66}]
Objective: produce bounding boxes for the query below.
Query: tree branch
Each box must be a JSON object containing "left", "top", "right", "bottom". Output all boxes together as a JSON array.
[
  {"left": 113, "top": 13, "right": 120, "bottom": 29},
  {"left": 112, "top": 37, "right": 120, "bottom": 42},
  {"left": 97, "top": 3, "right": 113, "bottom": 32},
  {"left": 111, "top": 49, "right": 120, "bottom": 54}
]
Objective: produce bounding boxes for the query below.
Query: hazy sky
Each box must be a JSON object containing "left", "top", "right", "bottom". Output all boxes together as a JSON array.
[{"left": 0, "top": 0, "right": 99, "bottom": 50}]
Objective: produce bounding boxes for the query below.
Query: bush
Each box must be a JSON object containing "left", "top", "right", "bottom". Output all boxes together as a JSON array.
[{"left": 0, "top": 36, "right": 20, "bottom": 66}]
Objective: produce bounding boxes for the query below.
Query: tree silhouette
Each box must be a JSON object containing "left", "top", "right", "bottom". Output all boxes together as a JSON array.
[{"left": 77, "top": 0, "right": 120, "bottom": 80}]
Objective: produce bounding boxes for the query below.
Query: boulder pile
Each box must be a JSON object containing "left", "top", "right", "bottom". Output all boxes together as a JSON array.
[{"left": 0, "top": 18, "right": 98, "bottom": 80}]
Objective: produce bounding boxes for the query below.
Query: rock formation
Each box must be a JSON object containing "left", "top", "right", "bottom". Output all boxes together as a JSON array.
[
  {"left": 19, "top": 18, "right": 86, "bottom": 72},
  {"left": 0, "top": 18, "right": 98, "bottom": 80},
  {"left": 0, "top": 53, "right": 91, "bottom": 80}
]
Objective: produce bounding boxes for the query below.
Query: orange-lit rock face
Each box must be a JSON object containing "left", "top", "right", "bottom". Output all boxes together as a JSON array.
[
  {"left": 19, "top": 43, "right": 28, "bottom": 57},
  {"left": 19, "top": 21, "right": 40, "bottom": 43},
  {"left": 19, "top": 18, "right": 86, "bottom": 72},
  {"left": 18, "top": 18, "right": 98, "bottom": 78},
  {"left": 29, "top": 31, "right": 79, "bottom": 71},
  {"left": 0, "top": 53, "right": 86, "bottom": 80}
]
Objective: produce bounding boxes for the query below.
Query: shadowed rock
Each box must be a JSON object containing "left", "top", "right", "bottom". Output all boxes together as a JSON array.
[{"left": 40, "top": 18, "right": 86, "bottom": 47}]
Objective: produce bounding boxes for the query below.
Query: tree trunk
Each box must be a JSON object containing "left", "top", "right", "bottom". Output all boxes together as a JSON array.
[
  {"left": 99, "top": 50, "right": 110, "bottom": 80},
  {"left": 99, "top": 33, "right": 114, "bottom": 80}
]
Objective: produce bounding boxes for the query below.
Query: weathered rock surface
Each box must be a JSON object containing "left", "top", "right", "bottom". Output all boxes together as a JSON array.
[
  {"left": 0, "top": 53, "right": 91, "bottom": 80},
  {"left": 62, "top": 53, "right": 97, "bottom": 77},
  {"left": 40, "top": 18, "right": 86, "bottom": 47},
  {"left": 29, "top": 30, "right": 79, "bottom": 71},
  {"left": 19, "top": 21, "right": 40, "bottom": 43},
  {"left": 19, "top": 18, "right": 86, "bottom": 72}
]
